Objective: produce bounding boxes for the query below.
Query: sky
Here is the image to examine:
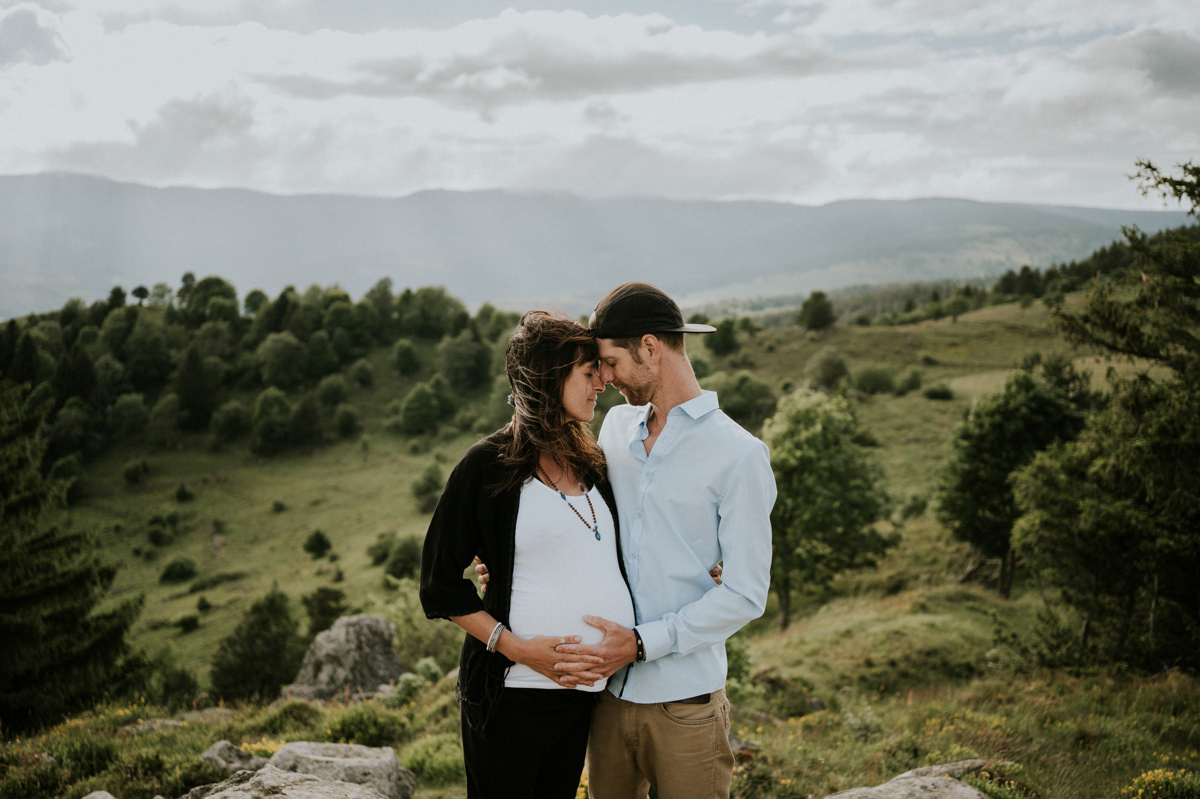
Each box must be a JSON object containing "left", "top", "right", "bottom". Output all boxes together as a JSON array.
[{"left": 1, "top": 0, "right": 1198, "bottom": 210}]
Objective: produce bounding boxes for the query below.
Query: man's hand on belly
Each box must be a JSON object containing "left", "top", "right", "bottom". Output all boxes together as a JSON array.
[{"left": 554, "top": 615, "right": 638, "bottom": 684}]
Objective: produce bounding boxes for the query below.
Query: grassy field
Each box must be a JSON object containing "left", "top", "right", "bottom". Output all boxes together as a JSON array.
[{"left": 9, "top": 297, "right": 1199, "bottom": 799}]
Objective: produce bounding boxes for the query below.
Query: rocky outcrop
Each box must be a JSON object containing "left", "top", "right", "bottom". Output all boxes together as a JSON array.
[
  {"left": 281, "top": 615, "right": 405, "bottom": 701},
  {"left": 826, "top": 760, "right": 1007, "bottom": 799},
  {"left": 267, "top": 742, "right": 415, "bottom": 799},
  {"left": 200, "top": 741, "right": 268, "bottom": 776},
  {"left": 181, "top": 764, "right": 389, "bottom": 799}
]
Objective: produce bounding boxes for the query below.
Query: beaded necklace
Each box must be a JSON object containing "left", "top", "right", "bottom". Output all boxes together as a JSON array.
[{"left": 538, "top": 466, "right": 601, "bottom": 541}]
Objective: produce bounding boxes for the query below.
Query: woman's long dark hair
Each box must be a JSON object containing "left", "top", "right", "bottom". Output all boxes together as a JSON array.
[{"left": 491, "top": 310, "right": 606, "bottom": 495}]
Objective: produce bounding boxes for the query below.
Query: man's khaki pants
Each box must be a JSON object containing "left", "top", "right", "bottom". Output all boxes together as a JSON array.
[{"left": 586, "top": 688, "right": 734, "bottom": 799}]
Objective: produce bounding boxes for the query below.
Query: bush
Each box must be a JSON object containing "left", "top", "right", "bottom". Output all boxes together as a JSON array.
[
  {"left": 805, "top": 347, "right": 848, "bottom": 390},
  {"left": 705, "top": 319, "right": 740, "bottom": 356},
  {"left": 437, "top": 330, "right": 492, "bottom": 392},
  {"left": 147, "top": 392, "right": 181, "bottom": 447},
  {"left": 854, "top": 365, "right": 896, "bottom": 395},
  {"left": 326, "top": 703, "right": 410, "bottom": 747},
  {"left": 924, "top": 383, "right": 954, "bottom": 400},
  {"left": 412, "top": 463, "right": 445, "bottom": 513},
  {"left": 197, "top": 595, "right": 212, "bottom": 612},
  {"left": 334, "top": 404, "right": 360, "bottom": 438},
  {"left": 288, "top": 393, "right": 323, "bottom": 445},
  {"left": 176, "top": 614, "right": 200, "bottom": 633},
  {"left": 159, "top": 557, "right": 196, "bottom": 584},
  {"left": 303, "top": 529, "right": 332, "bottom": 559},
  {"left": 301, "top": 586, "right": 348, "bottom": 636},
  {"left": 316, "top": 374, "right": 347, "bottom": 407},
  {"left": 210, "top": 399, "right": 251, "bottom": 442},
  {"left": 108, "top": 392, "right": 149, "bottom": 437},
  {"left": 175, "top": 482, "right": 194, "bottom": 502},
  {"left": 895, "top": 369, "right": 923, "bottom": 395},
  {"left": 399, "top": 732, "right": 465, "bottom": 786},
  {"left": 1119, "top": 769, "right": 1200, "bottom": 799},
  {"left": 210, "top": 585, "right": 306, "bottom": 702},
  {"left": 122, "top": 458, "right": 149, "bottom": 486},
  {"left": 349, "top": 358, "right": 375, "bottom": 387},
  {"left": 367, "top": 533, "right": 397, "bottom": 566},
  {"left": 392, "top": 338, "right": 420, "bottom": 376},
  {"left": 690, "top": 356, "right": 711, "bottom": 379},
  {"left": 384, "top": 536, "right": 423, "bottom": 582}
]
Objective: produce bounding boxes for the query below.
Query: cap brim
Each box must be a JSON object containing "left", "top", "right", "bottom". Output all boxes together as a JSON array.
[{"left": 672, "top": 323, "right": 717, "bottom": 334}]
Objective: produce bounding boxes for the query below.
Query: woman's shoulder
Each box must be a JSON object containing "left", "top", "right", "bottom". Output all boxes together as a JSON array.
[{"left": 453, "top": 428, "right": 511, "bottom": 475}]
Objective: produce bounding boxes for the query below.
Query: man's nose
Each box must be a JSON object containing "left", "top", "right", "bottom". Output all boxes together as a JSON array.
[{"left": 598, "top": 364, "right": 614, "bottom": 384}]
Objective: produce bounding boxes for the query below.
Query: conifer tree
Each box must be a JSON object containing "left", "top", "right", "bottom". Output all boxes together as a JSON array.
[{"left": 0, "top": 383, "right": 142, "bottom": 733}]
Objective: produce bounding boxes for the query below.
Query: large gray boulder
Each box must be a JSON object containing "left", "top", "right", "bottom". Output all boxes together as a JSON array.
[
  {"left": 268, "top": 742, "right": 415, "bottom": 799},
  {"left": 826, "top": 760, "right": 1001, "bottom": 799},
  {"left": 282, "top": 616, "right": 404, "bottom": 701},
  {"left": 181, "top": 764, "right": 388, "bottom": 799},
  {"left": 200, "top": 741, "right": 268, "bottom": 776}
]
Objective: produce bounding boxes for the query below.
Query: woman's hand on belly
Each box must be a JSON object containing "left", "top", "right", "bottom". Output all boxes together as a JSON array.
[{"left": 497, "top": 632, "right": 605, "bottom": 688}]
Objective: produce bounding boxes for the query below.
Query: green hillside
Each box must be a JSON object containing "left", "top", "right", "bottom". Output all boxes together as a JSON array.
[{"left": 4, "top": 278, "right": 1199, "bottom": 798}]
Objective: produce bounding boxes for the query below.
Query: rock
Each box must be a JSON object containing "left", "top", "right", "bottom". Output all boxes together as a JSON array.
[
  {"left": 82, "top": 792, "right": 118, "bottom": 799},
  {"left": 181, "top": 764, "right": 388, "bottom": 799},
  {"left": 119, "top": 718, "right": 185, "bottom": 735},
  {"left": 201, "top": 741, "right": 269, "bottom": 775},
  {"left": 282, "top": 615, "right": 405, "bottom": 701},
  {"left": 268, "top": 742, "right": 415, "bottom": 799},
  {"left": 178, "top": 708, "right": 237, "bottom": 723},
  {"left": 896, "top": 760, "right": 1013, "bottom": 780},
  {"left": 827, "top": 775, "right": 988, "bottom": 799}
]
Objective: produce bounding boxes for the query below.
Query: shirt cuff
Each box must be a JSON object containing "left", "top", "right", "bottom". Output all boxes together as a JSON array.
[{"left": 634, "top": 620, "right": 672, "bottom": 663}]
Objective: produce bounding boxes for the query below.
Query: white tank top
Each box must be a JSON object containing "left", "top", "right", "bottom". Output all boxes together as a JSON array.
[{"left": 505, "top": 478, "right": 635, "bottom": 691}]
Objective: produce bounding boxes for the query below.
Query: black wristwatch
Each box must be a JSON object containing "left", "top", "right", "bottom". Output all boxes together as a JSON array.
[{"left": 633, "top": 629, "right": 646, "bottom": 663}]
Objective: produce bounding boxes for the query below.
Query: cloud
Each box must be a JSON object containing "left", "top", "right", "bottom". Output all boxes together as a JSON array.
[{"left": 0, "top": 6, "right": 66, "bottom": 67}]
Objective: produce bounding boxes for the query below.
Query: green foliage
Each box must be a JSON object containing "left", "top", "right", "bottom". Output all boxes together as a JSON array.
[
  {"left": 938, "top": 371, "right": 1083, "bottom": 597},
  {"left": 699, "top": 370, "right": 776, "bottom": 430},
  {"left": 853, "top": 365, "right": 896, "bottom": 395},
  {"left": 1119, "top": 769, "right": 1200, "bottom": 799},
  {"left": 437, "top": 328, "right": 492, "bottom": 392},
  {"left": 122, "top": 458, "right": 149, "bottom": 486},
  {"left": 175, "top": 345, "right": 223, "bottom": 429},
  {"left": 287, "top": 392, "right": 323, "bottom": 446},
  {"left": 175, "top": 482, "right": 194, "bottom": 502},
  {"left": 301, "top": 586, "right": 348, "bottom": 636},
  {"left": 334, "top": 403, "right": 360, "bottom": 438},
  {"left": 250, "top": 387, "right": 292, "bottom": 455},
  {"left": 923, "top": 383, "right": 954, "bottom": 400},
  {"left": 209, "top": 399, "right": 250, "bottom": 442},
  {"left": 146, "top": 392, "right": 181, "bottom": 447},
  {"left": 256, "top": 331, "right": 307, "bottom": 389},
  {"left": 384, "top": 535, "right": 423, "bottom": 582},
  {"left": 0, "top": 383, "right": 142, "bottom": 734},
  {"left": 159, "top": 557, "right": 196, "bottom": 583},
  {"left": 398, "top": 286, "right": 468, "bottom": 339},
  {"left": 705, "top": 318, "right": 740, "bottom": 356},
  {"left": 316, "top": 374, "right": 347, "bottom": 406},
  {"left": 895, "top": 368, "right": 923, "bottom": 395},
  {"left": 367, "top": 533, "right": 396, "bottom": 566},
  {"left": 326, "top": 702, "right": 410, "bottom": 747},
  {"left": 303, "top": 529, "right": 332, "bottom": 559},
  {"left": 349, "top": 357, "right": 374, "bottom": 388},
  {"left": 762, "top": 389, "right": 891, "bottom": 628},
  {"left": 108, "top": 392, "right": 149, "bottom": 437},
  {"left": 209, "top": 585, "right": 306, "bottom": 703},
  {"left": 395, "top": 377, "right": 454, "bottom": 436},
  {"left": 391, "top": 338, "right": 420, "bottom": 376},
  {"left": 805, "top": 346, "right": 848, "bottom": 390},
  {"left": 411, "top": 463, "right": 445, "bottom": 514},
  {"left": 399, "top": 732, "right": 464, "bottom": 786},
  {"left": 305, "top": 330, "right": 340, "bottom": 380},
  {"left": 798, "top": 290, "right": 837, "bottom": 331}
]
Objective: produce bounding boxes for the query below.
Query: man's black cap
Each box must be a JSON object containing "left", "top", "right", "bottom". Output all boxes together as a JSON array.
[{"left": 589, "top": 282, "right": 717, "bottom": 339}]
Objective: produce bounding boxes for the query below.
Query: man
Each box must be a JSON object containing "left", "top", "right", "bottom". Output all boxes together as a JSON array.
[{"left": 554, "top": 281, "right": 777, "bottom": 799}]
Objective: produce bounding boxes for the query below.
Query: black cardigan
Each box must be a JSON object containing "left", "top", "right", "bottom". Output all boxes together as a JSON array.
[{"left": 419, "top": 430, "right": 626, "bottom": 733}]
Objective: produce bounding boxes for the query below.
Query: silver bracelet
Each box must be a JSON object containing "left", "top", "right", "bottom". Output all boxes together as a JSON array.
[{"left": 486, "top": 621, "right": 505, "bottom": 653}]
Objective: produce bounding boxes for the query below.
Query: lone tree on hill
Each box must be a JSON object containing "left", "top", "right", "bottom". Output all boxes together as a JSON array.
[
  {"left": 0, "top": 383, "right": 142, "bottom": 733},
  {"left": 210, "top": 584, "right": 305, "bottom": 702},
  {"left": 763, "top": 389, "right": 891, "bottom": 629},
  {"left": 797, "top": 290, "right": 836, "bottom": 331}
]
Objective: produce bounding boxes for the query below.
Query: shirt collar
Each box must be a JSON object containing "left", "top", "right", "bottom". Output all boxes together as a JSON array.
[{"left": 633, "top": 390, "right": 719, "bottom": 430}]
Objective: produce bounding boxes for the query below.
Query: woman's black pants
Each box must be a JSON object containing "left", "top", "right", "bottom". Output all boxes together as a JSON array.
[{"left": 461, "top": 687, "right": 595, "bottom": 798}]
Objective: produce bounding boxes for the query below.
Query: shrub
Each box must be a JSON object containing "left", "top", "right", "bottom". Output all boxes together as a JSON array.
[
  {"left": 159, "top": 557, "right": 196, "bottom": 584},
  {"left": 437, "top": 330, "right": 492, "bottom": 392},
  {"left": 272, "top": 500, "right": 287, "bottom": 513},
  {"left": 288, "top": 393, "right": 323, "bottom": 445},
  {"left": 122, "top": 458, "right": 149, "bottom": 486},
  {"left": 411, "top": 463, "right": 445, "bottom": 513},
  {"left": 349, "top": 358, "right": 375, "bottom": 387},
  {"left": 176, "top": 614, "right": 200, "bottom": 633},
  {"left": 197, "top": 595, "right": 212, "bottom": 612},
  {"left": 210, "top": 585, "right": 306, "bottom": 702},
  {"left": 210, "top": 399, "right": 251, "bottom": 442},
  {"left": 705, "top": 319, "right": 739, "bottom": 356},
  {"left": 326, "top": 703, "right": 410, "bottom": 747},
  {"left": 391, "top": 338, "right": 420, "bottom": 376},
  {"left": 690, "top": 356, "right": 711, "bottom": 379},
  {"left": 805, "top": 347, "right": 848, "bottom": 390},
  {"left": 316, "top": 374, "right": 347, "bottom": 407},
  {"left": 53, "top": 734, "right": 118, "bottom": 780},
  {"left": 414, "top": 657, "right": 443, "bottom": 683},
  {"left": 301, "top": 586, "right": 348, "bottom": 636},
  {"left": 147, "top": 392, "right": 181, "bottom": 447},
  {"left": 399, "top": 733, "right": 465, "bottom": 786},
  {"left": 895, "top": 369, "right": 923, "bottom": 395},
  {"left": 303, "top": 529, "right": 332, "bottom": 559},
  {"left": 334, "top": 404, "right": 359, "bottom": 438},
  {"left": 384, "top": 536, "right": 423, "bottom": 582},
  {"left": 367, "top": 533, "right": 397, "bottom": 566},
  {"left": 108, "top": 392, "right": 149, "bottom": 437},
  {"left": 924, "top": 383, "right": 954, "bottom": 400},
  {"left": 854, "top": 365, "right": 896, "bottom": 395},
  {"left": 1118, "top": 769, "right": 1200, "bottom": 799}
]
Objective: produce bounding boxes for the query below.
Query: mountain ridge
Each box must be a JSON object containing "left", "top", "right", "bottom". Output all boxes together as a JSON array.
[{"left": 0, "top": 172, "right": 1188, "bottom": 319}]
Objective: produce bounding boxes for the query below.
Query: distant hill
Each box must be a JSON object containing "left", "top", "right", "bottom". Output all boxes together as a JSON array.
[{"left": 0, "top": 172, "right": 1188, "bottom": 319}]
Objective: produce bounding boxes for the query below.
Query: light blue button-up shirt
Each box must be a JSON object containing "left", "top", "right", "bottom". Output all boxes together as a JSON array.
[{"left": 599, "top": 390, "right": 776, "bottom": 703}]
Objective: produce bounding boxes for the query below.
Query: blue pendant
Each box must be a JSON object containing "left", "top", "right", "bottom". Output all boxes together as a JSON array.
[{"left": 594, "top": 527, "right": 601, "bottom": 541}]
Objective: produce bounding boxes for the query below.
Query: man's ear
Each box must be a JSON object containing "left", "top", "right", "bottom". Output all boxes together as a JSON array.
[{"left": 640, "top": 333, "right": 660, "bottom": 363}]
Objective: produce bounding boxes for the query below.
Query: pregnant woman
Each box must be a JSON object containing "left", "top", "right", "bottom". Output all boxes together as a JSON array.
[{"left": 420, "top": 310, "right": 635, "bottom": 799}]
